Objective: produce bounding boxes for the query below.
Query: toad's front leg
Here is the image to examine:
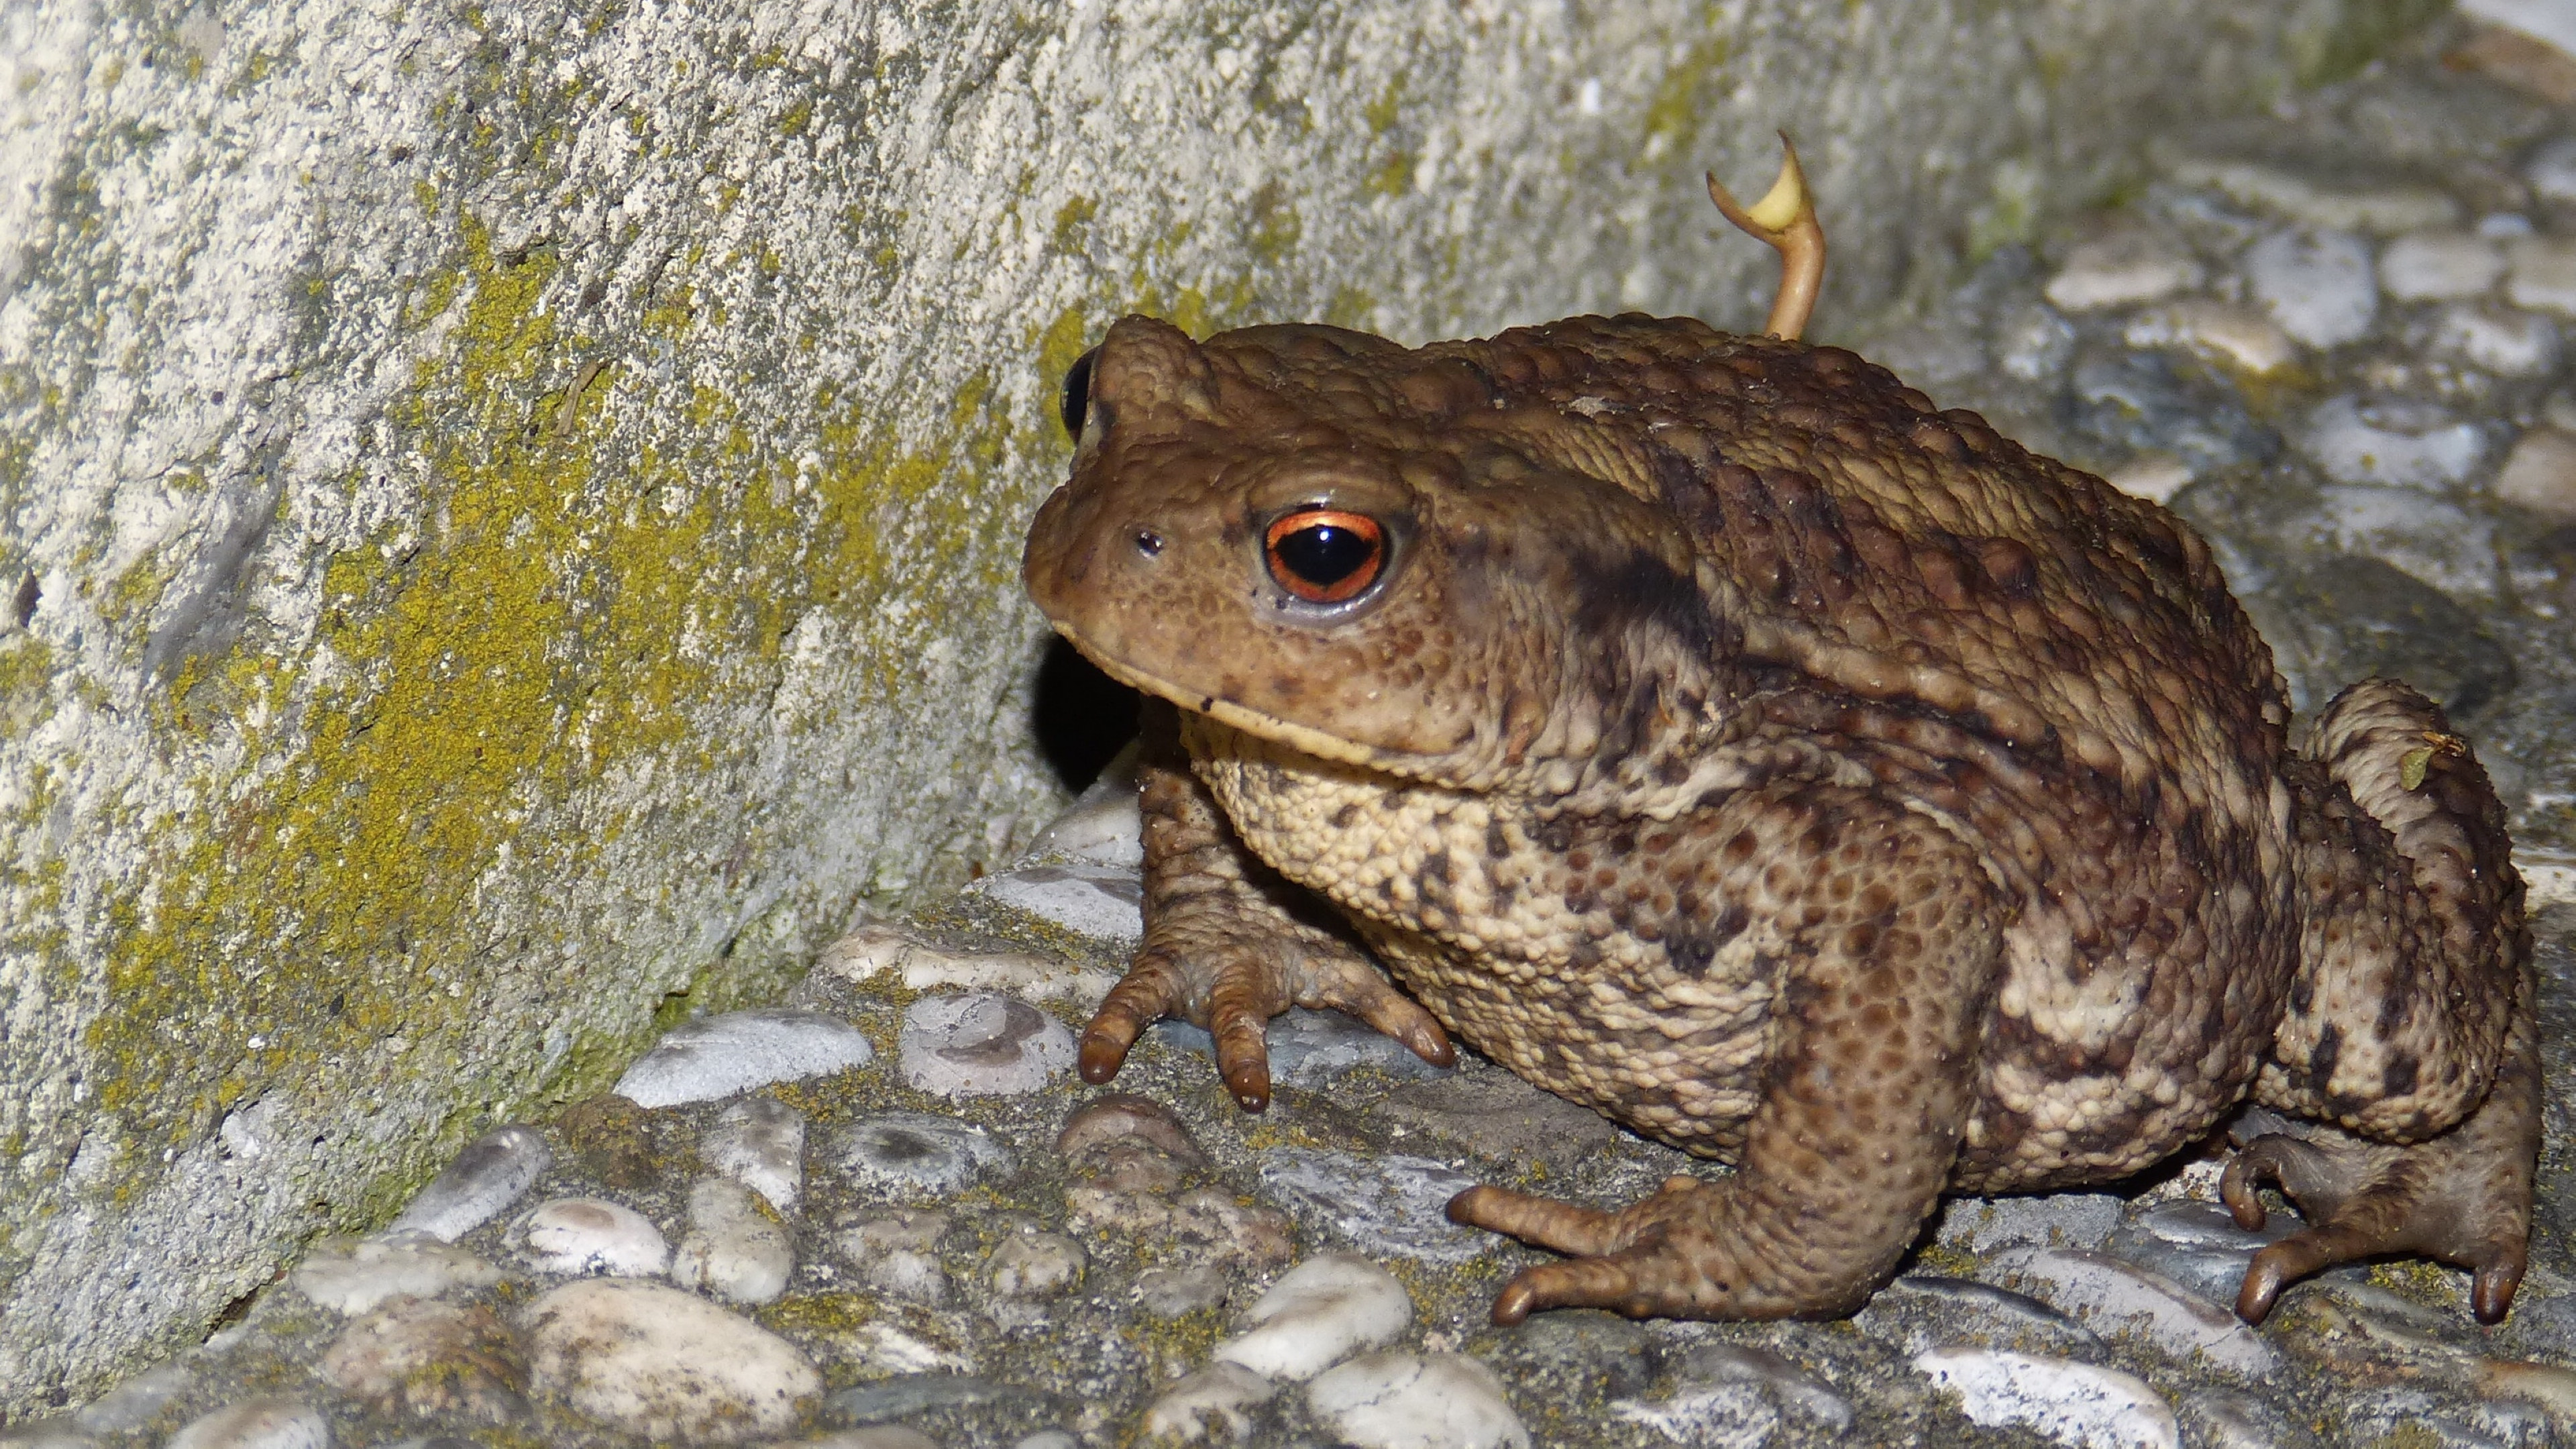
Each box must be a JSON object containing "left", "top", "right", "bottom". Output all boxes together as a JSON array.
[{"left": 1449, "top": 787, "right": 2000, "bottom": 1321}]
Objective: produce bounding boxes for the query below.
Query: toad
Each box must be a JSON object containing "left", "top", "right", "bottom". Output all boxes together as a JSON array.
[{"left": 1020, "top": 141, "right": 2536, "bottom": 1326}]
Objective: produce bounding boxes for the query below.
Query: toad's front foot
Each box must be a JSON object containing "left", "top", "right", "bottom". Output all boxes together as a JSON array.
[{"left": 2222, "top": 970, "right": 2540, "bottom": 1326}]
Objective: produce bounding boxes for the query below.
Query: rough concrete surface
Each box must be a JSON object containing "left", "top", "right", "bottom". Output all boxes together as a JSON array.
[{"left": 0, "top": 0, "right": 2418, "bottom": 1413}]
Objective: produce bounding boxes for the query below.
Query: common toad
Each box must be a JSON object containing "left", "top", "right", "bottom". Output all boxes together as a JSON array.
[{"left": 1020, "top": 150, "right": 2536, "bottom": 1327}]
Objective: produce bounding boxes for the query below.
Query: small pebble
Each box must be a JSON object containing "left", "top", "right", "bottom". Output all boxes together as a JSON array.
[
  {"left": 524, "top": 1279, "right": 820, "bottom": 1442},
  {"left": 1854, "top": 1274, "right": 2101, "bottom": 1357},
  {"left": 967, "top": 862, "right": 1144, "bottom": 942},
  {"left": 0, "top": 1422, "right": 94, "bottom": 1449},
  {"left": 1012, "top": 1434, "right": 1081, "bottom": 1449},
  {"left": 320, "top": 1299, "right": 528, "bottom": 1424},
  {"left": 1912, "top": 1347, "right": 2178, "bottom": 1449},
  {"left": 826, "top": 1373, "right": 1011, "bottom": 1424},
  {"left": 2528, "top": 135, "right": 2576, "bottom": 203},
  {"left": 515, "top": 1197, "right": 672, "bottom": 1277},
  {"left": 1138, "top": 1362, "right": 1277, "bottom": 1442},
  {"left": 384, "top": 1125, "right": 551, "bottom": 1242},
  {"left": 2300, "top": 394, "right": 2489, "bottom": 489},
  {"left": 1021, "top": 772, "right": 1144, "bottom": 865},
  {"left": 1939, "top": 1193, "right": 2124, "bottom": 1254},
  {"left": 2335, "top": 1387, "right": 2544, "bottom": 1448},
  {"left": 2508, "top": 234, "right": 2576, "bottom": 317},
  {"left": 2167, "top": 156, "right": 2460, "bottom": 233},
  {"left": 816, "top": 922, "right": 1118, "bottom": 1006},
  {"left": 674, "top": 1177, "right": 794, "bottom": 1305},
  {"left": 2426, "top": 303, "right": 2561, "bottom": 377},
  {"left": 704, "top": 1095, "right": 808, "bottom": 1215},
  {"left": 2243, "top": 228, "right": 2377, "bottom": 349},
  {"left": 1668, "top": 1343, "right": 1853, "bottom": 1431},
  {"left": 71, "top": 1362, "right": 192, "bottom": 1434},
  {"left": 1260, "top": 1148, "right": 1493, "bottom": 1263},
  {"left": 788, "top": 1430, "right": 941, "bottom": 1449},
  {"left": 290, "top": 1234, "right": 502, "bottom": 1316},
  {"left": 898, "top": 993, "right": 1077, "bottom": 1097},
  {"left": 1305, "top": 1352, "right": 1531, "bottom": 1449},
  {"left": 836, "top": 1113, "right": 1009, "bottom": 1199},
  {"left": 1056, "top": 1093, "right": 1207, "bottom": 1165},
  {"left": 1136, "top": 1263, "right": 1233, "bottom": 1316},
  {"left": 1377, "top": 1071, "right": 1618, "bottom": 1171},
  {"left": 987, "top": 1226, "right": 1086, "bottom": 1301},
  {"left": 1980, "top": 1246, "right": 2280, "bottom": 1375},
  {"left": 837, "top": 1208, "right": 953, "bottom": 1304},
  {"left": 1168, "top": 1188, "right": 1299, "bottom": 1268},
  {"left": 1608, "top": 1382, "right": 1774, "bottom": 1447},
  {"left": 1214, "top": 1251, "right": 1414, "bottom": 1382},
  {"left": 613, "top": 1008, "right": 875, "bottom": 1108},
  {"left": 2121, "top": 300, "right": 2296, "bottom": 374},
  {"left": 2495, "top": 427, "right": 2576, "bottom": 519},
  {"left": 2099, "top": 1199, "right": 2290, "bottom": 1308},
  {"left": 557, "top": 1094, "right": 656, "bottom": 1189},
  {"left": 2380, "top": 230, "right": 2505, "bottom": 301},
  {"left": 165, "top": 1401, "right": 331, "bottom": 1449},
  {"left": 2043, "top": 231, "right": 2204, "bottom": 312}
]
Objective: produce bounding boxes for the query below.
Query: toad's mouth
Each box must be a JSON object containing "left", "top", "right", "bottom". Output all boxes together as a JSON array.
[{"left": 1044, "top": 619, "right": 1421, "bottom": 777}]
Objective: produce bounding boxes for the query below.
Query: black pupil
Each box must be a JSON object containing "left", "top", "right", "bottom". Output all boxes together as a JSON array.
[
  {"left": 1275, "top": 523, "right": 1374, "bottom": 588},
  {"left": 1059, "top": 347, "right": 1098, "bottom": 439}
]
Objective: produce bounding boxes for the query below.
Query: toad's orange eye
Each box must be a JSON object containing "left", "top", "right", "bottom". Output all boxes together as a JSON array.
[{"left": 1264, "top": 508, "right": 1385, "bottom": 604}]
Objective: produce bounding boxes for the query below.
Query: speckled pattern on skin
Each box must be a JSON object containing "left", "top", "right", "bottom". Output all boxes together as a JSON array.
[{"left": 1021, "top": 309, "right": 2539, "bottom": 1327}]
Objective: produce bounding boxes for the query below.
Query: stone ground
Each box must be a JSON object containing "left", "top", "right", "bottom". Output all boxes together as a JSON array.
[{"left": 20, "top": 21, "right": 2576, "bottom": 1449}]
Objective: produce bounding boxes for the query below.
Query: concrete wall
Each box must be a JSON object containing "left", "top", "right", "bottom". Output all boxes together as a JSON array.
[{"left": 0, "top": 0, "right": 2406, "bottom": 1412}]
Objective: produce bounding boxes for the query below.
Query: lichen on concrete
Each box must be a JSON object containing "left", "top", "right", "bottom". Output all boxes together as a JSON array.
[{"left": 0, "top": 0, "right": 2396, "bottom": 1414}]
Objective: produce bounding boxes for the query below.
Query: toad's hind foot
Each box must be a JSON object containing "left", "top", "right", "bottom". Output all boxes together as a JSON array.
[{"left": 2223, "top": 961, "right": 2540, "bottom": 1326}]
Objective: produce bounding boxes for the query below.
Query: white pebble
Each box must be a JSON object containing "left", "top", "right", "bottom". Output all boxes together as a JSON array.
[
  {"left": 1913, "top": 1347, "right": 2177, "bottom": 1449},
  {"left": 704, "top": 1095, "right": 808, "bottom": 1215},
  {"left": 1013, "top": 1434, "right": 1082, "bottom": 1449},
  {"left": 1022, "top": 774, "right": 1144, "bottom": 866},
  {"left": 320, "top": 1298, "right": 526, "bottom": 1424},
  {"left": 2121, "top": 300, "right": 2296, "bottom": 375},
  {"left": 2379, "top": 230, "right": 2504, "bottom": 301},
  {"left": 1139, "top": 1362, "right": 1278, "bottom": 1442},
  {"left": 2301, "top": 395, "right": 2490, "bottom": 490},
  {"left": 524, "top": 1279, "right": 820, "bottom": 1442},
  {"left": 966, "top": 863, "right": 1144, "bottom": 942},
  {"left": 1258, "top": 1148, "right": 1489, "bottom": 1263},
  {"left": 2509, "top": 234, "right": 2576, "bottom": 317},
  {"left": 2467, "top": 0, "right": 2576, "bottom": 63},
  {"left": 837, "top": 1113, "right": 1010, "bottom": 1199},
  {"left": 2497, "top": 427, "right": 2576, "bottom": 519},
  {"left": 165, "top": 1401, "right": 329, "bottom": 1449},
  {"left": 613, "top": 1009, "right": 875, "bottom": 1109},
  {"left": 987, "top": 1228, "right": 1086, "bottom": 1301},
  {"left": 2167, "top": 156, "right": 2460, "bottom": 234},
  {"left": 2428, "top": 303, "right": 2561, "bottom": 376},
  {"left": 516, "top": 1197, "right": 672, "bottom": 1277},
  {"left": 898, "top": 993, "right": 1077, "bottom": 1097},
  {"left": 1981, "top": 1246, "right": 2278, "bottom": 1375},
  {"left": 290, "top": 1234, "right": 501, "bottom": 1315},
  {"left": 384, "top": 1125, "right": 551, "bottom": 1242},
  {"left": 1306, "top": 1352, "right": 1531, "bottom": 1449},
  {"left": 673, "top": 1177, "right": 794, "bottom": 1305},
  {"left": 816, "top": 923, "right": 1118, "bottom": 1008},
  {"left": 2530, "top": 136, "right": 2576, "bottom": 203},
  {"left": 70, "top": 1363, "right": 192, "bottom": 1434},
  {"left": 790, "top": 1431, "right": 942, "bottom": 1449},
  {"left": 2043, "top": 233, "right": 2203, "bottom": 312},
  {"left": 837, "top": 1208, "right": 953, "bottom": 1304},
  {"left": 1215, "top": 1252, "right": 1415, "bottom": 1382},
  {"left": 2243, "top": 228, "right": 2377, "bottom": 348}
]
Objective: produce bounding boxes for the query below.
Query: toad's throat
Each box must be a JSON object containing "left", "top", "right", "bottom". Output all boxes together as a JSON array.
[{"left": 1046, "top": 621, "right": 1428, "bottom": 777}]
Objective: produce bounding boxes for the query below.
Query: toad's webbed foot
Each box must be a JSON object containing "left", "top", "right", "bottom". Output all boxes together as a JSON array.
[{"left": 1077, "top": 707, "right": 1452, "bottom": 1112}]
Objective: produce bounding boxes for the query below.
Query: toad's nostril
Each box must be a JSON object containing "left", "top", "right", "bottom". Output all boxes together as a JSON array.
[{"left": 1134, "top": 529, "right": 1165, "bottom": 558}]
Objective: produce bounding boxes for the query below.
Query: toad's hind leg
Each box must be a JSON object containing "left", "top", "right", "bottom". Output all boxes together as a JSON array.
[
  {"left": 1448, "top": 788, "right": 1998, "bottom": 1322},
  {"left": 2231, "top": 679, "right": 2537, "bottom": 1324}
]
